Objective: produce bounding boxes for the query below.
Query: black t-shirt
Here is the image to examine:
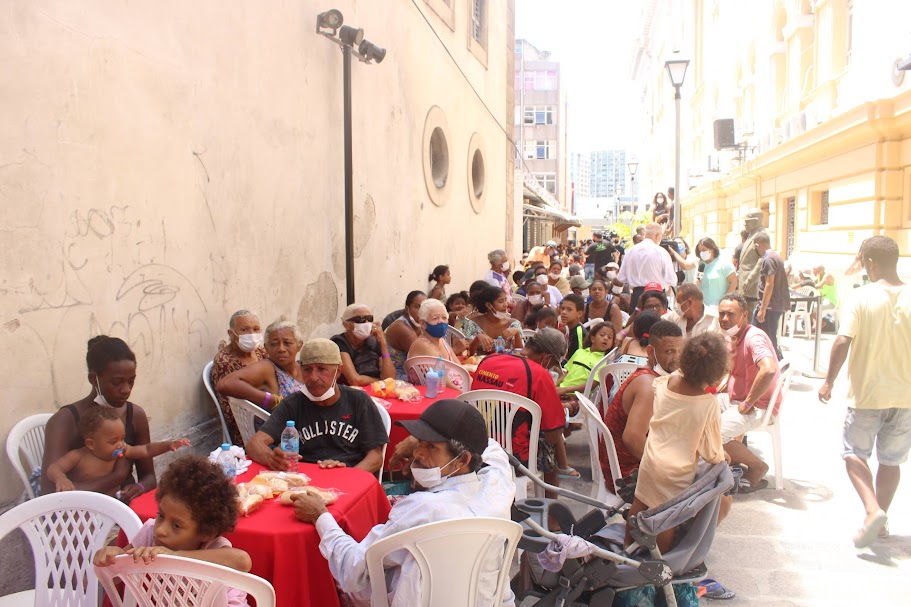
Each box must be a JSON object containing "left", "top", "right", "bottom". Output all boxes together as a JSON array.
[
  {"left": 259, "top": 386, "right": 388, "bottom": 467},
  {"left": 585, "top": 242, "right": 615, "bottom": 271},
  {"left": 759, "top": 251, "right": 791, "bottom": 312},
  {"left": 331, "top": 333, "right": 381, "bottom": 385}
]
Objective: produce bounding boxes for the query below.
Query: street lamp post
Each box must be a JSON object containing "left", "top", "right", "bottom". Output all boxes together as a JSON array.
[
  {"left": 664, "top": 57, "right": 689, "bottom": 238},
  {"left": 627, "top": 160, "right": 638, "bottom": 215},
  {"left": 317, "top": 10, "right": 386, "bottom": 305}
]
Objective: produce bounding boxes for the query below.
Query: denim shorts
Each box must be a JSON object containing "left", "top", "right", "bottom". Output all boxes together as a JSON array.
[{"left": 842, "top": 407, "right": 911, "bottom": 466}]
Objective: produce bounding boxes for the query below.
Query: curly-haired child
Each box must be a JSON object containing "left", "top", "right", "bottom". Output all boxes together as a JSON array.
[{"left": 94, "top": 455, "right": 252, "bottom": 606}]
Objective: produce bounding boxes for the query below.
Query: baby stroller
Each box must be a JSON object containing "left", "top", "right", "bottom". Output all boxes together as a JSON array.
[{"left": 509, "top": 455, "right": 734, "bottom": 607}]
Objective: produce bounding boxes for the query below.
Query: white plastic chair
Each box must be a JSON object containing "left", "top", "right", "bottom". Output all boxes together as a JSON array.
[
  {"left": 364, "top": 517, "right": 522, "bottom": 607},
  {"left": 203, "top": 361, "right": 230, "bottom": 443},
  {"left": 576, "top": 393, "right": 624, "bottom": 509},
  {"left": 595, "top": 362, "right": 644, "bottom": 414},
  {"left": 748, "top": 365, "right": 794, "bottom": 490},
  {"left": 460, "top": 389, "right": 542, "bottom": 499},
  {"left": 6, "top": 413, "right": 52, "bottom": 500},
  {"left": 95, "top": 553, "right": 276, "bottom": 607},
  {"left": 0, "top": 490, "right": 142, "bottom": 606},
  {"left": 521, "top": 328, "right": 537, "bottom": 341},
  {"left": 787, "top": 286, "right": 817, "bottom": 338},
  {"left": 374, "top": 401, "right": 392, "bottom": 481},
  {"left": 404, "top": 356, "right": 472, "bottom": 394},
  {"left": 564, "top": 348, "right": 616, "bottom": 429},
  {"left": 228, "top": 398, "right": 270, "bottom": 446},
  {"left": 446, "top": 325, "right": 467, "bottom": 349}
]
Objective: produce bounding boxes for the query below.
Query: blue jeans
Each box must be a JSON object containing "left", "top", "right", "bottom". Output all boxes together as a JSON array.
[
  {"left": 752, "top": 306, "right": 783, "bottom": 359},
  {"left": 584, "top": 263, "right": 594, "bottom": 280}
]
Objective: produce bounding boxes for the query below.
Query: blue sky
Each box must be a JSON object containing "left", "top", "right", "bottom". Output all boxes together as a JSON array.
[{"left": 515, "top": 0, "right": 640, "bottom": 153}]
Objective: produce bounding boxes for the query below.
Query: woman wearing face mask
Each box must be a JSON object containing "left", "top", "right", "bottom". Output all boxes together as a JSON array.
[
  {"left": 547, "top": 260, "right": 572, "bottom": 296},
  {"left": 511, "top": 280, "right": 548, "bottom": 325},
  {"left": 583, "top": 280, "right": 623, "bottom": 335},
  {"left": 652, "top": 192, "right": 670, "bottom": 227},
  {"left": 408, "top": 299, "right": 463, "bottom": 390},
  {"left": 461, "top": 285, "right": 523, "bottom": 355},
  {"left": 427, "top": 265, "right": 450, "bottom": 303},
  {"left": 385, "top": 291, "right": 427, "bottom": 380},
  {"left": 41, "top": 336, "right": 154, "bottom": 502},
  {"left": 209, "top": 309, "right": 267, "bottom": 445},
  {"left": 331, "top": 304, "right": 396, "bottom": 386},
  {"left": 218, "top": 319, "right": 308, "bottom": 412},
  {"left": 533, "top": 266, "right": 564, "bottom": 306},
  {"left": 483, "top": 249, "right": 512, "bottom": 295},
  {"left": 695, "top": 237, "right": 737, "bottom": 306}
]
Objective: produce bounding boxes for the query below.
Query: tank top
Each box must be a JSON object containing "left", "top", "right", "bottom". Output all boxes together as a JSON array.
[
  {"left": 600, "top": 367, "right": 658, "bottom": 492},
  {"left": 584, "top": 299, "right": 613, "bottom": 323},
  {"left": 271, "top": 362, "right": 305, "bottom": 399}
]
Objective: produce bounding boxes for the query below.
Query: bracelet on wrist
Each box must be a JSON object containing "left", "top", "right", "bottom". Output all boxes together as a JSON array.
[{"left": 263, "top": 392, "right": 272, "bottom": 408}]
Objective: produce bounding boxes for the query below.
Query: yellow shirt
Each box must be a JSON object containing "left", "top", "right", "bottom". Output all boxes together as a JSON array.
[
  {"left": 839, "top": 282, "right": 911, "bottom": 409},
  {"left": 635, "top": 374, "right": 725, "bottom": 507}
]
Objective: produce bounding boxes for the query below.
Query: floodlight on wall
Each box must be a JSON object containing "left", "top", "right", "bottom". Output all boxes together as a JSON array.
[
  {"left": 358, "top": 40, "right": 386, "bottom": 64},
  {"left": 315, "top": 8, "right": 386, "bottom": 305},
  {"left": 316, "top": 9, "right": 343, "bottom": 36}
]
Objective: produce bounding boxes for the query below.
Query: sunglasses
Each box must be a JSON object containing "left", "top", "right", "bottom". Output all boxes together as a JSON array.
[{"left": 347, "top": 315, "right": 374, "bottom": 324}]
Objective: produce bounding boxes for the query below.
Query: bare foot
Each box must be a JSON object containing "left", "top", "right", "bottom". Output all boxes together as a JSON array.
[{"left": 743, "top": 461, "right": 769, "bottom": 488}]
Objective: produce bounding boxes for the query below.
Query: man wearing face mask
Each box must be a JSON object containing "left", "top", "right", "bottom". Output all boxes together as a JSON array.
[
  {"left": 332, "top": 304, "right": 396, "bottom": 387},
  {"left": 533, "top": 265, "right": 564, "bottom": 306},
  {"left": 735, "top": 210, "right": 767, "bottom": 311},
  {"left": 292, "top": 399, "right": 516, "bottom": 607},
  {"left": 471, "top": 328, "right": 572, "bottom": 489},
  {"left": 249, "top": 339, "right": 388, "bottom": 473},
  {"left": 662, "top": 283, "right": 720, "bottom": 337},
  {"left": 584, "top": 232, "right": 616, "bottom": 281},
  {"left": 599, "top": 320, "right": 684, "bottom": 493},
  {"left": 483, "top": 249, "right": 512, "bottom": 295},
  {"left": 717, "top": 293, "right": 780, "bottom": 492}
]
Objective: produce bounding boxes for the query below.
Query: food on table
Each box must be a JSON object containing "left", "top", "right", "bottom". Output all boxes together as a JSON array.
[
  {"left": 279, "top": 486, "right": 340, "bottom": 506},
  {"left": 256, "top": 470, "right": 311, "bottom": 487},
  {"left": 370, "top": 378, "right": 397, "bottom": 397}
]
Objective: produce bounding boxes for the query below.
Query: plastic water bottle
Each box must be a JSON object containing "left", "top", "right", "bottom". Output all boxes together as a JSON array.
[
  {"left": 495, "top": 336, "right": 506, "bottom": 353},
  {"left": 434, "top": 357, "right": 446, "bottom": 393},
  {"left": 425, "top": 369, "right": 439, "bottom": 398},
  {"left": 216, "top": 443, "right": 236, "bottom": 482},
  {"left": 280, "top": 421, "right": 300, "bottom": 472}
]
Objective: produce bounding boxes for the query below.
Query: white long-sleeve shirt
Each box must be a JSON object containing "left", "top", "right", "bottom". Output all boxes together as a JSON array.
[
  {"left": 315, "top": 440, "right": 517, "bottom": 607},
  {"left": 617, "top": 239, "right": 676, "bottom": 289}
]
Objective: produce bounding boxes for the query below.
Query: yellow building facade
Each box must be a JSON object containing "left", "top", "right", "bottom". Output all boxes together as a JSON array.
[{"left": 633, "top": 0, "right": 911, "bottom": 272}]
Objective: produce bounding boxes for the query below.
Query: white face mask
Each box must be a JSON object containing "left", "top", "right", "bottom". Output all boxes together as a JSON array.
[
  {"left": 548, "top": 272, "right": 561, "bottom": 281},
  {"left": 492, "top": 310, "right": 511, "bottom": 320},
  {"left": 606, "top": 271, "right": 618, "bottom": 281},
  {"left": 700, "top": 251, "right": 713, "bottom": 262},
  {"left": 528, "top": 294, "right": 544, "bottom": 305},
  {"left": 352, "top": 322, "right": 373, "bottom": 340},
  {"left": 612, "top": 285, "right": 623, "bottom": 294},
  {"left": 94, "top": 380, "right": 114, "bottom": 408},
  {"left": 536, "top": 275, "right": 549, "bottom": 285},
  {"left": 581, "top": 289, "right": 590, "bottom": 299},
  {"left": 673, "top": 304, "right": 684, "bottom": 316},
  {"left": 410, "top": 453, "right": 463, "bottom": 488},
  {"left": 236, "top": 332, "right": 263, "bottom": 353},
  {"left": 722, "top": 322, "right": 742, "bottom": 337},
  {"left": 301, "top": 372, "right": 338, "bottom": 402},
  {"left": 501, "top": 261, "right": 510, "bottom": 272},
  {"left": 654, "top": 362, "right": 670, "bottom": 376}
]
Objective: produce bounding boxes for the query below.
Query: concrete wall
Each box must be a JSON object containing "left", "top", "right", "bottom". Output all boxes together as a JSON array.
[{"left": 0, "top": 0, "right": 513, "bottom": 504}]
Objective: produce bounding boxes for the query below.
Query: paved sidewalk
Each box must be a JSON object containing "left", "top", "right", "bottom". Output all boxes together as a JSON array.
[{"left": 558, "top": 332, "right": 910, "bottom": 606}]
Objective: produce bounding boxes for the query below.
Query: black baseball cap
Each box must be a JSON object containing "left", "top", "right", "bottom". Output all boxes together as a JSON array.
[{"left": 396, "top": 399, "right": 488, "bottom": 454}]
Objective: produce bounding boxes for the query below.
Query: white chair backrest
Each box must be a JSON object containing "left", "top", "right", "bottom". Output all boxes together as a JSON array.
[
  {"left": 460, "top": 390, "right": 541, "bottom": 477},
  {"left": 0, "top": 491, "right": 142, "bottom": 605},
  {"left": 404, "top": 356, "right": 472, "bottom": 394},
  {"left": 374, "top": 401, "right": 392, "bottom": 480},
  {"left": 6, "top": 413, "right": 53, "bottom": 500},
  {"left": 228, "top": 398, "right": 270, "bottom": 446},
  {"left": 581, "top": 348, "right": 617, "bottom": 401},
  {"left": 576, "top": 393, "right": 623, "bottom": 497},
  {"left": 96, "top": 554, "right": 276, "bottom": 607},
  {"left": 446, "top": 325, "right": 467, "bottom": 349},
  {"left": 595, "top": 362, "right": 644, "bottom": 414},
  {"left": 757, "top": 365, "right": 794, "bottom": 430},
  {"left": 203, "top": 361, "right": 230, "bottom": 443},
  {"left": 521, "top": 328, "right": 537, "bottom": 341},
  {"left": 364, "top": 517, "right": 522, "bottom": 607}
]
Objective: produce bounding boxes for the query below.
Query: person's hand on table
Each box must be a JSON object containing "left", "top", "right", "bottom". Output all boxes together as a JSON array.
[
  {"left": 118, "top": 483, "right": 144, "bottom": 504},
  {"left": 475, "top": 334, "right": 494, "bottom": 352},
  {"left": 818, "top": 381, "right": 833, "bottom": 404},
  {"left": 291, "top": 492, "right": 329, "bottom": 524},
  {"left": 266, "top": 446, "right": 301, "bottom": 471},
  {"left": 94, "top": 545, "right": 126, "bottom": 567},
  {"left": 127, "top": 545, "right": 174, "bottom": 564},
  {"left": 388, "top": 435, "right": 418, "bottom": 474},
  {"left": 317, "top": 459, "right": 347, "bottom": 469}
]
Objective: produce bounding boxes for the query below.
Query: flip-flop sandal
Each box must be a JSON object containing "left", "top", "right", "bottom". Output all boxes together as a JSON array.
[
  {"left": 556, "top": 466, "right": 581, "bottom": 479},
  {"left": 879, "top": 522, "right": 890, "bottom": 539},
  {"left": 739, "top": 479, "right": 768, "bottom": 494},
  {"left": 697, "top": 579, "right": 736, "bottom": 600},
  {"left": 853, "top": 510, "right": 888, "bottom": 548}
]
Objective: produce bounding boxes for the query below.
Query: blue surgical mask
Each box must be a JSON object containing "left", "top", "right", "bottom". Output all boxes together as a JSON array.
[{"left": 425, "top": 321, "right": 449, "bottom": 339}]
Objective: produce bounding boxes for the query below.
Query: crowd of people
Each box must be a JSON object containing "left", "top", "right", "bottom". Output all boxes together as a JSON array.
[{"left": 28, "top": 213, "right": 910, "bottom": 605}]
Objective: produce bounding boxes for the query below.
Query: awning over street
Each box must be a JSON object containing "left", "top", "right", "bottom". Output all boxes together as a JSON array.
[{"left": 522, "top": 202, "right": 582, "bottom": 228}]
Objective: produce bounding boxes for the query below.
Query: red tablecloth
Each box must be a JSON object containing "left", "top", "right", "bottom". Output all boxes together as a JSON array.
[
  {"left": 381, "top": 385, "right": 462, "bottom": 467},
  {"left": 127, "top": 462, "right": 391, "bottom": 607}
]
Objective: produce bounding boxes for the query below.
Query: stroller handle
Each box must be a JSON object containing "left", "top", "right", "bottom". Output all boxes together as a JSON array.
[{"left": 508, "top": 453, "right": 622, "bottom": 513}]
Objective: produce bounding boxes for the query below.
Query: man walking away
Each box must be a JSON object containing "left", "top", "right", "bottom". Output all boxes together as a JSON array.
[
  {"left": 617, "top": 223, "right": 676, "bottom": 312},
  {"left": 752, "top": 233, "right": 789, "bottom": 359},
  {"left": 819, "top": 236, "right": 911, "bottom": 548}
]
